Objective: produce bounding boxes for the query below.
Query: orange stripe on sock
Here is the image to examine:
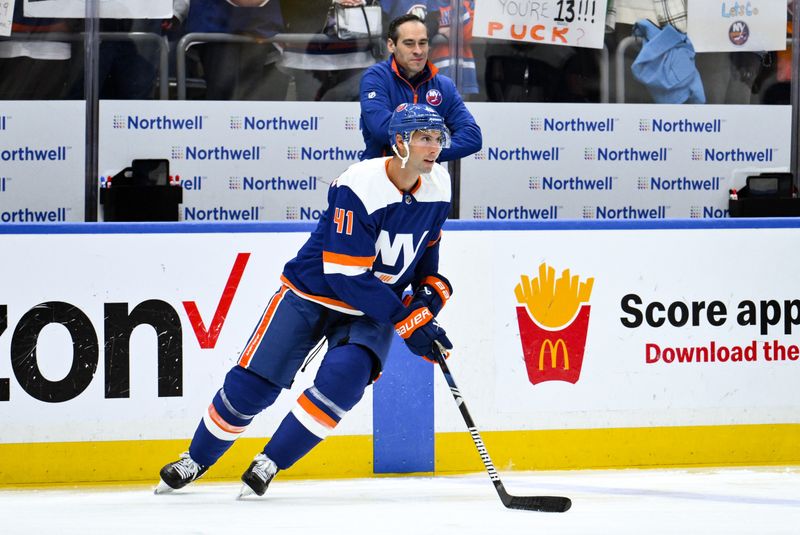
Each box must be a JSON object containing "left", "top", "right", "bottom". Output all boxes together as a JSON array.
[
  {"left": 239, "top": 285, "right": 289, "bottom": 368},
  {"left": 207, "top": 404, "right": 246, "bottom": 434},
  {"left": 297, "top": 394, "right": 337, "bottom": 429}
]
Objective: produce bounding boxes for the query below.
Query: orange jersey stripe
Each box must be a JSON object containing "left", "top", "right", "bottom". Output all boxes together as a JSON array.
[
  {"left": 298, "top": 393, "right": 337, "bottom": 429},
  {"left": 427, "top": 230, "right": 442, "bottom": 247},
  {"left": 207, "top": 403, "right": 247, "bottom": 434},
  {"left": 322, "top": 250, "right": 375, "bottom": 267},
  {"left": 238, "top": 285, "right": 289, "bottom": 368},
  {"left": 385, "top": 159, "right": 421, "bottom": 196},
  {"left": 409, "top": 178, "right": 422, "bottom": 196},
  {"left": 279, "top": 274, "right": 358, "bottom": 312}
]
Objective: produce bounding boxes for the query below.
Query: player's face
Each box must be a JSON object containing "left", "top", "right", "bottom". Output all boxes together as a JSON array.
[
  {"left": 407, "top": 130, "right": 443, "bottom": 172},
  {"left": 388, "top": 21, "right": 429, "bottom": 78}
]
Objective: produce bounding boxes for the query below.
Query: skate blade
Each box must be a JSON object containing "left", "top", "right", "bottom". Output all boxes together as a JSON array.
[
  {"left": 237, "top": 483, "right": 256, "bottom": 500},
  {"left": 154, "top": 480, "right": 175, "bottom": 495}
]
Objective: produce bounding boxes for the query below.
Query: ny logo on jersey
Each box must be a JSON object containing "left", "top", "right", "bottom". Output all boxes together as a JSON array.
[{"left": 373, "top": 230, "right": 429, "bottom": 284}]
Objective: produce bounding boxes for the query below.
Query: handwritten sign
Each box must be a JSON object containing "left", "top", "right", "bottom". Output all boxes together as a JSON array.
[
  {"left": 24, "top": 0, "right": 172, "bottom": 19},
  {"left": 473, "top": 0, "right": 608, "bottom": 49},
  {"left": 687, "top": 0, "right": 788, "bottom": 52},
  {"left": 1, "top": 0, "right": 14, "bottom": 37}
]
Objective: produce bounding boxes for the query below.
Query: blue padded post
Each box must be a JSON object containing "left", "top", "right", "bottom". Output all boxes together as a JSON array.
[{"left": 373, "top": 336, "right": 434, "bottom": 473}]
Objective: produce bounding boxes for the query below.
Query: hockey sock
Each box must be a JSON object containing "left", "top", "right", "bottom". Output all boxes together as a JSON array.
[
  {"left": 189, "top": 365, "right": 281, "bottom": 467},
  {"left": 264, "top": 344, "right": 373, "bottom": 469}
]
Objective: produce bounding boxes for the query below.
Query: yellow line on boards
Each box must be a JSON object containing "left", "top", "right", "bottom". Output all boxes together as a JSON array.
[
  {"left": 435, "top": 424, "right": 800, "bottom": 473},
  {"left": 3, "top": 424, "right": 799, "bottom": 486},
  {"left": 0, "top": 436, "right": 374, "bottom": 487}
]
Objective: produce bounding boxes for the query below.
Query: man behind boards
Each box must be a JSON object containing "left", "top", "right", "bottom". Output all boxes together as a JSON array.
[{"left": 359, "top": 14, "right": 481, "bottom": 162}]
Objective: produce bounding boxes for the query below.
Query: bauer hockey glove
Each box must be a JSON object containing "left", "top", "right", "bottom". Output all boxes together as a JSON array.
[
  {"left": 402, "top": 273, "right": 453, "bottom": 317},
  {"left": 393, "top": 306, "right": 453, "bottom": 362}
]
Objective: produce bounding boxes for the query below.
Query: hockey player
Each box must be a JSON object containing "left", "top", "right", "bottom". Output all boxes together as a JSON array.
[{"left": 156, "top": 103, "right": 455, "bottom": 498}]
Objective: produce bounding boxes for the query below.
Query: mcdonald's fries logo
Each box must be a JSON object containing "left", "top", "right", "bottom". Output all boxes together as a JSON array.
[
  {"left": 514, "top": 263, "right": 594, "bottom": 385},
  {"left": 539, "top": 338, "right": 569, "bottom": 371}
]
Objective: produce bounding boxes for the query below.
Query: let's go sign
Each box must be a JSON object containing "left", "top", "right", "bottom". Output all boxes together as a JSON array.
[{"left": 473, "top": 0, "right": 608, "bottom": 49}]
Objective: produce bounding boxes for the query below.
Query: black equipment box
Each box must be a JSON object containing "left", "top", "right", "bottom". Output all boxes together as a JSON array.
[
  {"left": 100, "top": 159, "right": 182, "bottom": 222},
  {"left": 728, "top": 172, "right": 800, "bottom": 218}
]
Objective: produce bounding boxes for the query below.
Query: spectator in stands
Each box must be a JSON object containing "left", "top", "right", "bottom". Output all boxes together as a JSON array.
[
  {"left": 278, "top": 0, "right": 380, "bottom": 101},
  {"left": 760, "top": 0, "right": 793, "bottom": 104},
  {"left": 67, "top": 1, "right": 189, "bottom": 100},
  {"left": 427, "top": 0, "right": 479, "bottom": 96},
  {"left": 359, "top": 13, "right": 481, "bottom": 161},
  {"left": 612, "top": 0, "right": 767, "bottom": 104},
  {"left": 482, "top": 0, "right": 605, "bottom": 104},
  {"left": 0, "top": 2, "right": 73, "bottom": 99},
  {"left": 184, "top": 0, "right": 289, "bottom": 100},
  {"left": 381, "top": 0, "right": 427, "bottom": 21}
]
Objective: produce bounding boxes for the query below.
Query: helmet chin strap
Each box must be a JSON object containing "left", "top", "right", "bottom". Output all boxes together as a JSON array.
[{"left": 391, "top": 140, "right": 411, "bottom": 169}]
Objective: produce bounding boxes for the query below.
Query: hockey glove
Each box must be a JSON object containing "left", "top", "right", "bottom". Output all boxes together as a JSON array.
[
  {"left": 401, "top": 274, "right": 453, "bottom": 317},
  {"left": 393, "top": 306, "right": 453, "bottom": 363}
]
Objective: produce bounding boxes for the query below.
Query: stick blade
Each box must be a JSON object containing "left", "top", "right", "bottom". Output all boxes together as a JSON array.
[{"left": 505, "top": 495, "right": 572, "bottom": 513}]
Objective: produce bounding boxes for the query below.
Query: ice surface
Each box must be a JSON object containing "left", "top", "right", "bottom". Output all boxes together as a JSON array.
[{"left": 1, "top": 467, "right": 799, "bottom": 534}]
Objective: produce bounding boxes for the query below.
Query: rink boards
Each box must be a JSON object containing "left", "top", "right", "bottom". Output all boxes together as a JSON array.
[{"left": 1, "top": 219, "right": 799, "bottom": 485}]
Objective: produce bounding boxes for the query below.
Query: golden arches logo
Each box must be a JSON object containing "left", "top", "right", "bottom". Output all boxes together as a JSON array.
[{"left": 539, "top": 338, "right": 569, "bottom": 371}]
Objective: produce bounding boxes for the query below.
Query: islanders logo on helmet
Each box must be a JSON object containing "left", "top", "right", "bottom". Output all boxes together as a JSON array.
[
  {"left": 426, "top": 89, "right": 443, "bottom": 106},
  {"left": 387, "top": 103, "right": 451, "bottom": 150}
]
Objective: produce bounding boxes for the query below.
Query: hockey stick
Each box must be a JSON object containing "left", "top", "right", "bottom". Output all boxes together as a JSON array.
[{"left": 434, "top": 342, "right": 572, "bottom": 513}]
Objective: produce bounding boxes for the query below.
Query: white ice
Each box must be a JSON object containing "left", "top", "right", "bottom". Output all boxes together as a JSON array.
[{"left": 1, "top": 467, "right": 799, "bottom": 534}]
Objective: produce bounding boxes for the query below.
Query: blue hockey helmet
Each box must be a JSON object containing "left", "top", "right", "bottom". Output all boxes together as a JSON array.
[{"left": 387, "top": 103, "right": 451, "bottom": 150}]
